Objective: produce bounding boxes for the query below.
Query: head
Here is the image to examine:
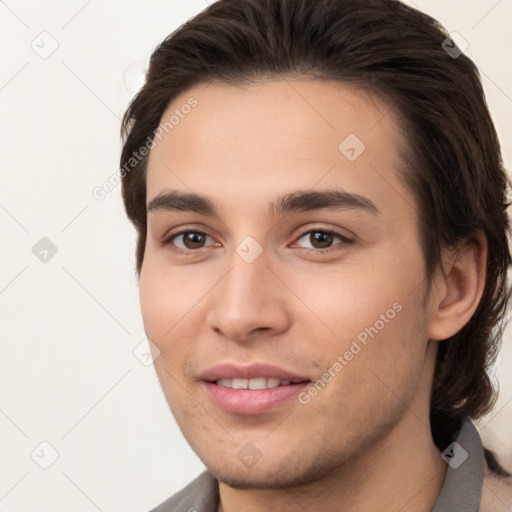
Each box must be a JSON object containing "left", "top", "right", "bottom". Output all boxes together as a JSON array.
[{"left": 120, "top": 0, "right": 511, "bottom": 487}]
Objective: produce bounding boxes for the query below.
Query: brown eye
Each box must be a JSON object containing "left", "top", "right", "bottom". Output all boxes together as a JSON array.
[
  {"left": 182, "top": 232, "right": 206, "bottom": 249},
  {"left": 167, "top": 231, "right": 215, "bottom": 250},
  {"left": 310, "top": 231, "right": 334, "bottom": 249}
]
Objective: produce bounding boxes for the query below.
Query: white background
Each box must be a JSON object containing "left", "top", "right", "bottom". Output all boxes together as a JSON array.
[{"left": 1, "top": 1, "right": 511, "bottom": 511}]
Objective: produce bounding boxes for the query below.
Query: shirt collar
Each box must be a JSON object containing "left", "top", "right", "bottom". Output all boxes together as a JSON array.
[{"left": 432, "top": 416, "right": 483, "bottom": 511}]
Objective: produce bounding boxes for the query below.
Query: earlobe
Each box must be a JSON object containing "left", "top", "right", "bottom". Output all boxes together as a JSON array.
[{"left": 428, "top": 231, "right": 487, "bottom": 341}]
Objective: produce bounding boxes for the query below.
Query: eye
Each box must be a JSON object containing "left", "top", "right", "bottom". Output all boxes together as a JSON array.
[
  {"left": 163, "top": 230, "right": 217, "bottom": 251},
  {"left": 293, "top": 229, "right": 352, "bottom": 250}
]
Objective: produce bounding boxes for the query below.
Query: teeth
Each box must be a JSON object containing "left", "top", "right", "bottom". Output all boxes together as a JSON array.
[
  {"left": 266, "top": 377, "right": 280, "bottom": 388},
  {"left": 215, "top": 377, "right": 293, "bottom": 389},
  {"left": 248, "top": 377, "right": 266, "bottom": 390},
  {"left": 232, "top": 378, "right": 248, "bottom": 389}
]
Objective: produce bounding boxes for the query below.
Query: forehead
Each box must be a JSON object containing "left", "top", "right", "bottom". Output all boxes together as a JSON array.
[{"left": 145, "top": 79, "right": 412, "bottom": 217}]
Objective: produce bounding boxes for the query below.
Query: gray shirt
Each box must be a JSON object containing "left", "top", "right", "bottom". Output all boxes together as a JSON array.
[{"left": 150, "top": 418, "right": 484, "bottom": 511}]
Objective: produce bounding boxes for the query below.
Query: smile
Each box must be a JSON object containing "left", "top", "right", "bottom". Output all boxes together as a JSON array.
[
  {"left": 215, "top": 377, "right": 305, "bottom": 389},
  {"left": 200, "top": 363, "right": 311, "bottom": 415}
]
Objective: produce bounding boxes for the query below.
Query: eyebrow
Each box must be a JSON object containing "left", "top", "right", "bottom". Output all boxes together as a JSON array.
[{"left": 147, "top": 189, "right": 380, "bottom": 217}]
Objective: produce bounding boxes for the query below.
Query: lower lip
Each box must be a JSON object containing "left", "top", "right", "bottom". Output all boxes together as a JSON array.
[{"left": 204, "top": 381, "right": 309, "bottom": 415}]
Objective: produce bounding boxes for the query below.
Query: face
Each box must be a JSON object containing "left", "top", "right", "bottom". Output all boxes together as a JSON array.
[{"left": 140, "top": 79, "right": 435, "bottom": 488}]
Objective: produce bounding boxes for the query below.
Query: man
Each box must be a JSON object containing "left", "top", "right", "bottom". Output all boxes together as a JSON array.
[{"left": 119, "top": 0, "right": 512, "bottom": 510}]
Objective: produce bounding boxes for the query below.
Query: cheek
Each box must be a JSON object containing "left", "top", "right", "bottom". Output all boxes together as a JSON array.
[
  {"left": 138, "top": 257, "right": 206, "bottom": 341},
  {"left": 138, "top": 257, "right": 222, "bottom": 383},
  {"left": 285, "top": 246, "right": 428, "bottom": 392},
  {"left": 297, "top": 299, "right": 428, "bottom": 439},
  {"left": 287, "top": 254, "right": 423, "bottom": 345},
  {"left": 138, "top": 266, "right": 170, "bottom": 343},
  {"left": 139, "top": 265, "right": 198, "bottom": 399}
]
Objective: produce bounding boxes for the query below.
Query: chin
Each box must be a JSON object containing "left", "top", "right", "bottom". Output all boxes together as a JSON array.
[{"left": 204, "top": 450, "right": 342, "bottom": 490}]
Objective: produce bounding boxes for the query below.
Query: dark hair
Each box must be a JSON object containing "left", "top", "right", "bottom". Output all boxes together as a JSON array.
[{"left": 120, "top": 0, "right": 511, "bottom": 473}]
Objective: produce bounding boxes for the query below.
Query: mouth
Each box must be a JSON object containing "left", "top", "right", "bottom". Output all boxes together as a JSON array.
[
  {"left": 201, "top": 363, "right": 311, "bottom": 415},
  {"left": 214, "top": 377, "right": 308, "bottom": 389}
]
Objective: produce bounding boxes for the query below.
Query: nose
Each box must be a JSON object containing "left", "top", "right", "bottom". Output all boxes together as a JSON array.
[{"left": 207, "top": 252, "right": 291, "bottom": 343}]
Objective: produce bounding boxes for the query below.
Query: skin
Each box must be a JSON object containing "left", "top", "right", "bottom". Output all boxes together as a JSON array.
[{"left": 140, "top": 78, "right": 487, "bottom": 512}]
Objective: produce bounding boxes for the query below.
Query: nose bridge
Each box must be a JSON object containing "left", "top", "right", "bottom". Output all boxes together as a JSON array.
[
  {"left": 220, "top": 248, "right": 272, "bottom": 309},
  {"left": 209, "top": 245, "right": 290, "bottom": 339}
]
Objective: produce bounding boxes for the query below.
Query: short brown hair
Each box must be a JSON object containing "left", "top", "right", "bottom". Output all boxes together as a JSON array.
[{"left": 120, "top": 0, "right": 511, "bottom": 467}]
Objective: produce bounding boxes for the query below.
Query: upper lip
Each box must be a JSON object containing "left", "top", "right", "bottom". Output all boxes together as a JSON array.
[{"left": 200, "top": 363, "right": 310, "bottom": 383}]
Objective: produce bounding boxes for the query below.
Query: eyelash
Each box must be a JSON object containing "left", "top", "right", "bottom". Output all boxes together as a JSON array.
[{"left": 160, "top": 228, "right": 353, "bottom": 255}]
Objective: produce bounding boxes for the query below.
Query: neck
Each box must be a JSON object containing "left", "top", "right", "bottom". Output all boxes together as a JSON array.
[{"left": 217, "top": 413, "right": 447, "bottom": 512}]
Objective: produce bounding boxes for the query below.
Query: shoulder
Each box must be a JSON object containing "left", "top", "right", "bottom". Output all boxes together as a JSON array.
[
  {"left": 148, "top": 471, "right": 219, "bottom": 512},
  {"left": 480, "top": 458, "right": 512, "bottom": 512}
]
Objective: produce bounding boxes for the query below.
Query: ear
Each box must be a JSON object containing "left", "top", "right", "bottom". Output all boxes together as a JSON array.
[{"left": 428, "top": 231, "right": 487, "bottom": 341}]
